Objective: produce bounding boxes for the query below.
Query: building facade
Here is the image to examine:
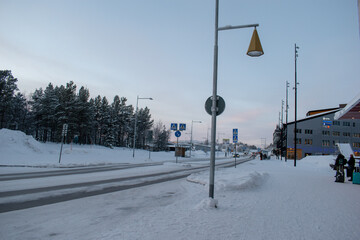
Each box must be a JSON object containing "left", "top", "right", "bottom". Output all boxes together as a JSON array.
[{"left": 280, "top": 107, "right": 360, "bottom": 159}]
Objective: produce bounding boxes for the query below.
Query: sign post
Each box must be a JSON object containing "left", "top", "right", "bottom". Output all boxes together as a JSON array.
[
  {"left": 233, "top": 128, "right": 238, "bottom": 168},
  {"left": 59, "top": 124, "right": 68, "bottom": 163},
  {"left": 171, "top": 123, "right": 186, "bottom": 163}
]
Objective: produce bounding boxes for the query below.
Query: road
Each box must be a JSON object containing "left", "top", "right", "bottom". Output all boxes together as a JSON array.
[{"left": 0, "top": 156, "right": 253, "bottom": 213}]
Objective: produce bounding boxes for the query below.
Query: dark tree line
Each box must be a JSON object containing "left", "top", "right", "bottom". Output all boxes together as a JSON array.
[{"left": 0, "top": 70, "right": 170, "bottom": 150}]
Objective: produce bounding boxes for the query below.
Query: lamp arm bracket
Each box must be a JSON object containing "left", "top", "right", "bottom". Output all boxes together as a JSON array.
[{"left": 218, "top": 24, "right": 259, "bottom": 31}]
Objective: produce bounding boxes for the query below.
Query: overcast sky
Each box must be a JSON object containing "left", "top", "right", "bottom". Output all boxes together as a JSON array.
[{"left": 1, "top": 0, "right": 359, "bottom": 147}]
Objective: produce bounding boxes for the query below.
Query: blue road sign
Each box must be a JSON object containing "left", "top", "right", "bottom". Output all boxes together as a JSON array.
[
  {"left": 233, "top": 128, "right": 238, "bottom": 135},
  {"left": 179, "top": 123, "right": 186, "bottom": 131},
  {"left": 175, "top": 130, "right": 181, "bottom": 138},
  {"left": 233, "top": 135, "right": 238, "bottom": 143},
  {"left": 171, "top": 123, "right": 178, "bottom": 131}
]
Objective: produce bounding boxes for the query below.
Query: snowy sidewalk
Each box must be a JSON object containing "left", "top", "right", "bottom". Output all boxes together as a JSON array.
[{"left": 1, "top": 156, "right": 359, "bottom": 240}]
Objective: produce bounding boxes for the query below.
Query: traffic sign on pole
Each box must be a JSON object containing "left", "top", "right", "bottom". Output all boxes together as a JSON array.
[
  {"left": 175, "top": 130, "right": 181, "bottom": 138},
  {"left": 179, "top": 123, "right": 186, "bottom": 131},
  {"left": 171, "top": 123, "right": 178, "bottom": 131},
  {"left": 233, "top": 128, "right": 238, "bottom": 135}
]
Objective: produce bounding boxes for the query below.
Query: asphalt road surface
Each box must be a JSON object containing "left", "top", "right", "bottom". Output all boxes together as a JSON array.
[{"left": 0, "top": 157, "right": 253, "bottom": 213}]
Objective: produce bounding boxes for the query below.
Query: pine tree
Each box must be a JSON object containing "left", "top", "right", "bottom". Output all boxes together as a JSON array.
[
  {"left": 93, "top": 95, "right": 102, "bottom": 144},
  {"left": 30, "top": 88, "right": 44, "bottom": 140},
  {"left": 111, "top": 95, "right": 122, "bottom": 146},
  {"left": 111, "top": 96, "right": 133, "bottom": 147},
  {"left": 11, "top": 92, "right": 28, "bottom": 132},
  {"left": 135, "top": 107, "right": 154, "bottom": 149},
  {"left": 0, "top": 70, "right": 20, "bottom": 129},
  {"left": 99, "top": 96, "right": 115, "bottom": 148},
  {"left": 75, "top": 86, "right": 93, "bottom": 144},
  {"left": 153, "top": 121, "right": 170, "bottom": 151},
  {"left": 41, "top": 83, "right": 59, "bottom": 142},
  {"left": 55, "top": 81, "right": 77, "bottom": 142}
]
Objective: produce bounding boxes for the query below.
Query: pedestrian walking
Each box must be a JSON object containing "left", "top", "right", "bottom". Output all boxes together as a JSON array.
[
  {"left": 335, "top": 153, "right": 347, "bottom": 182},
  {"left": 347, "top": 154, "right": 355, "bottom": 181}
]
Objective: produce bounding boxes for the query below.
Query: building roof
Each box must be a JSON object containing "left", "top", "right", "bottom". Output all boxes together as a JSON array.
[
  {"left": 285, "top": 109, "right": 339, "bottom": 126},
  {"left": 334, "top": 93, "right": 360, "bottom": 120},
  {"left": 306, "top": 107, "right": 341, "bottom": 117}
]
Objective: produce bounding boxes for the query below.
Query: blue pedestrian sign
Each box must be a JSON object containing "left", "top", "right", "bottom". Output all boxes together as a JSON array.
[
  {"left": 179, "top": 123, "right": 186, "bottom": 131},
  {"left": 233, "top": 128, "right": 238, "bottom": 135},
  {"left": 175, "top": 130, "right": 181, "bottom": 138},
  {"left": 171, "top": 123, "right": 178, "bottom": 131},
  {"left": 233, "top": 128, "right": 238, "bottom": 143}
]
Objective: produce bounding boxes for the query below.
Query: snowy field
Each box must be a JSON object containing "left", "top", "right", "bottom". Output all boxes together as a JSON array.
[{"left": 0, "top": 129, "right": 360, "bottom": 240}]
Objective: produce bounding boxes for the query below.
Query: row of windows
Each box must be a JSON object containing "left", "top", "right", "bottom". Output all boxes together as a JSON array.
[
  {"left": 297, "top": 129, "right": 359, "bottom": 135},
  {"left": 333, "top": 121, "right": 356, "bottom": 127},
  {"left": 321, "top": 131, "right": 354, "bottom": 137},
  {"left": 322, "top": 141, "right": 360, "bottom": 148},
  {"left": 298, "top": 129, "right": 360, "bottom": 137},
  {"left": 294, "top": 138, "right": 360, "bottom": 148}
]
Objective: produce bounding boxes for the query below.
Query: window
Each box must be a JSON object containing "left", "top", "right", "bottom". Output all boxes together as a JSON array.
[
  {"left": 305, "top": 139, "right": 313, "bottom": 145},
  {"left": 343, "top": 132, "right": 350, "bottom": 137},
  {"left": 343, "top": 122, "right": 350, "bottom": 127},
  {"left": 333, "top": 121, "right": 340, "bottom": 126},
  {"left": 322, "top": 140, "right": 330, "bottom": 147},
  {"left": 354, "top": 133, "right": 360, "bottom": 138},
  {"left": 305, "top": 129, "right": 313, "bottom": 134},
  {"left": 353, "top": 142, "right": 360, "bottom": 148},
  {"left": 295, "top": 138, "right": 301, "bottom": 144},
  {"left": 295, "top": 129, "right": 302, "bottom": 134},
  {"left": 353, "top": 123, "right": 356, "bottom": 127},
  {"left": 322, "top": 131, "right": 330, "bottom": 136},
  {"left": 333, "top": 131, "right": 340, "bottom": 136}
]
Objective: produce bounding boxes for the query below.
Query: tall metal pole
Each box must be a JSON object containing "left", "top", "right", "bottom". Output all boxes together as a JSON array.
[
  {"left": 209, "top": 0, "right": 261, "bottom": 199},
  {"left": 209, "top": 0, "right": 219, "bottom": 199},
  {"left": 190, "top": 121, "right": 193, "bottom": 158},
  {"left": 133, "top": 96, "right": 139, "bottom": 158},
  {"left": 281, "top": 100, "right": 284, "bottom": 160},
  {"left": 285, "top": 81, "right": 289, "bottom": 162},
  {"left": 294, "top": 44, "right": 299, "bottom": 167}
]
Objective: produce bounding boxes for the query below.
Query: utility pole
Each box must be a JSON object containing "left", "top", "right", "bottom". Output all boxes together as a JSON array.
[
  {"left": 285, "top": 81, "right": 289, "bottom": 162},
  {"left": 294, "top": 44, "right": 299, "bottom": 167},
  {"left": 281, "top": 100, "right": 284, "bottom": 160}
]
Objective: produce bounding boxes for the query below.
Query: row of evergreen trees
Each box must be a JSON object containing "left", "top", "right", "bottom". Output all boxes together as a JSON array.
[{"left": 0, "top": 70, "right": 170, "bottom": 150}]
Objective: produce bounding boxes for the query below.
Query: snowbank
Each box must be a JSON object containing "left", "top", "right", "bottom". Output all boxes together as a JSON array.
[
  {"left": 0, "top": 129, "right": 44, "bottom": 154},
  {"left": 0, "top": 129, "right": 208, "bottom": 166}
]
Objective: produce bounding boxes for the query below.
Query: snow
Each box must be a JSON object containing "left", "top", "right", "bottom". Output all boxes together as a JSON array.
[
  {"left": 1, "top": 129, "right": 360, "bottom": 240},
  {"left": 336, "top": 143, "right": 356, "bottom": 159}
]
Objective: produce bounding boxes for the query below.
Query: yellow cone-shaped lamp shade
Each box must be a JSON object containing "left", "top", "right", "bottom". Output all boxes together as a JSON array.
[{"left": 247, "top": 28, "right": 264, "bottom": 57}]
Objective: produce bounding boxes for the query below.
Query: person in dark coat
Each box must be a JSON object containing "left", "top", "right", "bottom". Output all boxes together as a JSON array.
[
  {"left": 347, "top": 154, "right": 355, "bottom": 181},
  {"left": 335, "top": 153, "right": 347, "bottom": 166},
  {"left": 335, "top": 153, "right": 347, "bottom": 179}
]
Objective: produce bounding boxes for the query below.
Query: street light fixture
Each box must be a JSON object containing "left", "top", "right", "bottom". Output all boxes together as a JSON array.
[
  {"left": 190, "top": 120, "right": 202, "bottom": 158},
  {"left": 133, "top": 95, "right": 153, "bottom": 158},
  {"left": 209, "top": 0, "right": 264, "bottom": 199}
]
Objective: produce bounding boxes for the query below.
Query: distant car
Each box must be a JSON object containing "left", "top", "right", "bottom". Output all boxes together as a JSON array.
[{"left": 233, "top": 153, "right": 240, "bottom": 158}]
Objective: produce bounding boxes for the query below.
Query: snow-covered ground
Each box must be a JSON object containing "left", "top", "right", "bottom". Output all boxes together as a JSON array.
[{"left": 0, "top": 129, "right": 359, "bottom": 240}]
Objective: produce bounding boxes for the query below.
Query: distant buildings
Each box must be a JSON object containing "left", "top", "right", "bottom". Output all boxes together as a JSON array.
[{"left": 274, "top": 94, "right": 360, "bottom": 159}]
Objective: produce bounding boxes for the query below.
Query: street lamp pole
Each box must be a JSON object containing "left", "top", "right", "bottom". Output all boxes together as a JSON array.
[
  {"left": 133, "top": 95, "right": 153, "bottom": 158},
  {"left": 294, "top": 44, "right": 299, "bottom": 167},
  {"left": 285, "top": 81, "right": 289, "bottom": 162},
  {"left": 190, "top": 120, "right": 202, "bottom": 158},
  {"left": 209, "top": 0, "right": 263, "bottom": 199}
]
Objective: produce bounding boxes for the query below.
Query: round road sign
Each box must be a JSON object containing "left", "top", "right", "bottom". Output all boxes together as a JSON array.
[
  {"left": 205, "top": 95, "right": 225, "bottom": 116},
  {"left": 175, "top": 130, "right": 181, "bottom": 138}
]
